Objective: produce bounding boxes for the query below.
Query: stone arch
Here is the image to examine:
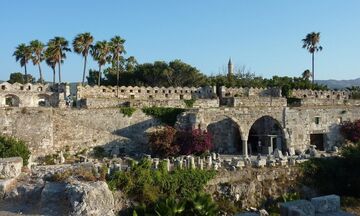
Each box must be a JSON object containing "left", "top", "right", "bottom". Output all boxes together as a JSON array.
[
  {"left": 206, "top": 116, "right": 244, "bottom": 154},
  {"left": 4, "top": 94, "right": 20, "bottom": 107},
  {"left": 247, "top": 115, "right": 286, "bottom": 155},
  {"left": 37, "top": 94, "right": 51, "bottom": 107}
]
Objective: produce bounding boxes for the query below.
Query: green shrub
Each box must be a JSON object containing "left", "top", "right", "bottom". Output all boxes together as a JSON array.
[
  {"left": 38, "top": 154, "right": 58, "bottom": 165},
  {"left": 183, "top": 99, "right": 196, "bottom": 108},
  {"left": 93, "top": 146, "right": 107, "bottom": 158},
  {"left": 141, "top": 107, "right": 185, "bottom": 126},
  {"left": 107, "top": 159, "right": 216, "bottom": 204},
  {"left": 0, "top": 135, "right": 31, "bottom": 166},
  {"left": 120, "top": 107, "right": 137, "bottom": 117}
]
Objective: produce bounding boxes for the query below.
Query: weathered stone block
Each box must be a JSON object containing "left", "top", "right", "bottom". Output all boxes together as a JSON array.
[
  {"left": 0, "top": 178, "right": 16, "bottom": 198},
  {"left": 0, "top": 157, "right": 23, "bottom": 179},
  {"left": 311, "top": 194, "right": 340, "bottom": 213},
  {"left": 280, "top": 200, "right": 315, "bottom": 216}
]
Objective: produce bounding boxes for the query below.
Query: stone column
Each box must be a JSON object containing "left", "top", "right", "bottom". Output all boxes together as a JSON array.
[{"left": 242, "top": 140, "right": 248, "bottom": 157}]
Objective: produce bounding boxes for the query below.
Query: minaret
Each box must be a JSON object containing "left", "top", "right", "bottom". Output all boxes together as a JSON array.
[{"left": 227, "top": 58, "right": 233, "bottom": 79}]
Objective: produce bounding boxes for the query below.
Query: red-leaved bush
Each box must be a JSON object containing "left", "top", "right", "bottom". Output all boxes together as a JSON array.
[
  {"left": 340, "top": 119, "right": 360, "bottom": 143},
  {"left": 178, "top": 127, "right": 213, "bottom": 155},
  {"left": 148, "top": 126, "right": 180, "bottom": 158},
  {"left": 148, "top": 126, "right": 213, "bottom": 158}
]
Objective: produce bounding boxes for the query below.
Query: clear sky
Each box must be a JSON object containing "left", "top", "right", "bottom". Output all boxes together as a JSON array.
[{"left": 0, "top": 0, "right": 359, "bottom": 82}]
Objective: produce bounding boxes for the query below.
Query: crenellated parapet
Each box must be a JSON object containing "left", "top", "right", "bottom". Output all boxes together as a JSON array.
[
  {"left": 219, "top": 86, "right": 282, "bottom": 98},
  {"left": 77, "top": 85, "right": 217, "bottom": 101},
  {"left": 0, "top": 82, "right": 67, "bottom": 108},
  {"left": 290, "top": 89, "right": 351, "bottom": 100}
]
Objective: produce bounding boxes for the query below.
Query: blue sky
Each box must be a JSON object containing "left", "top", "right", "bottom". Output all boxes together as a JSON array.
[{"left": 0, "top": 0, "right": 359, "bottom": 82}]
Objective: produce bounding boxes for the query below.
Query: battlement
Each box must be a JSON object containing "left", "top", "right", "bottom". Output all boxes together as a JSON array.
[
  {"left": 290, "top": 89, "right": 351, "bottom": 100},
  {"left": 219, "top": 86, "right": 282, "bottom": 97},
  {"left": 0, "top": 82, "right": 67, "bottom": 108}
]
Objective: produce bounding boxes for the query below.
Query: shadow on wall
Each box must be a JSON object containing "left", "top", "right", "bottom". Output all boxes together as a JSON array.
[
  {"left": 207, "top": 118, "right": 242, "bottom": 154},
  {"left": 111, "top": 118, "right": 162, "bottom": 154}
]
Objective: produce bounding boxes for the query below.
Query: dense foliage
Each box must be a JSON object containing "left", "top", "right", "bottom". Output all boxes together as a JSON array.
[
  {"left": 183, "top": 99, "right": 196, "bottom": 108},
  {"left": 300, "top": 142, "right": 360, "bottom": 197},
  {"left": 148, "top": 126, "right": 213, "bottom": 158},
  {"left": 142, "top": 107, "right": 185, "bottom": 126},
  {"left": 119, "top": 107, "right": 137, "bottom": 117},
  {"left": 0, "top": 135, "right": 31, "bottom": 166},
  {"left": 107, "top": 159, "right": 216, "bottom": 204},
  {"left": 148, "top": 126, "right": 179, "bottom": 158},
  {"left": 340, "top": 119, "right": 360, "bottom": 143},
  {"left": 8, "top": 72, "right": 35, "bottom": 84}
]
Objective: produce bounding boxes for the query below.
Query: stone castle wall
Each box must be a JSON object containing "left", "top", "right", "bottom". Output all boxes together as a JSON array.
[
  {"left": 290, "top": 89, "right": 351, "bottom": 100},
  {"left": 219, "top": 86, "right": 282, "bottom": 97},
  {"left": 0, "top": 105, "right": 360, "bottom": 158}
]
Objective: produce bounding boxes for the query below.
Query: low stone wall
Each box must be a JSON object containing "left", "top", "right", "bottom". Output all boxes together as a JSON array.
[
  {"left": 0, "top": 157, "right": 23, "bottom": 179},
  {"left": 300, "top": 98, "right": 360, "bottom": 106},
  {"left": 233, "top": 97, "right": 286, "bottom": 107},
  {"left": 80, "top": 98, "right": 219, "bottom": 109}
]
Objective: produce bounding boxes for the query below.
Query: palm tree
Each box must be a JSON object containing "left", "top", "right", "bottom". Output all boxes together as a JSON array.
[
  {"left": 109, "top": 36, "right": 126, "bottom": 96},
  {"left": 73, "top": 32, "right": 94, "bottom": 85},
  {"left": 30, "top": 40, "right": 45, "bottom": 83},
  {"left": 91, "top": 40, "right": 111, "bottom": 85},
  {"left": 13, "top": 43, "right": 32, "bottom": 83},
  {"left": 302, "top": 32, "right": 323, "bottom": 83},
  {"left": 302, "top": 69, "right": 312, "bottom": 81},
  {"left": 47, "top": 37, "right": 71, "bottom": 83},
  {"left": 44, "top": 47, "right": 57, "bottom": 85}
]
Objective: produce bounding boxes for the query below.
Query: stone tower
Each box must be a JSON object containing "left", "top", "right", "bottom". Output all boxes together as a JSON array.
[{"left": 227, "top": 58, "right": 233, "bottom": 79}]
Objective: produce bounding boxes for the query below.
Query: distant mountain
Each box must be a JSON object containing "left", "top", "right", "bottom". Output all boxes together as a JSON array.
[{"left": 316, "top": 78, "right": 360, "bottom": 89}]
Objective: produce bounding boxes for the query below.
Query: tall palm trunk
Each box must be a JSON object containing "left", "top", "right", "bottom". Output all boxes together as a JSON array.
[
  {"left": 98, "top": 65, "right": 102, "bottom": 86},
  {"left": 312, "top": 52, "right": 315, "bottom": 84},
  {"left": 58, "top": 62, "right": 62, "bottom": 83},
  {"left": 82, "top": 55, "right": 87, "bottom": 86},
  {"left": 52, "top": 66, "right": 56, "bottom": 85},
  {"left": 38, "top": 63, "right": 43, "bottom": 83},
  {"left": 24, "top": 63, "right": 28, "bottom": 83},
  {"left": 116, "top": 55, "right": 120, "bottom": 97}
]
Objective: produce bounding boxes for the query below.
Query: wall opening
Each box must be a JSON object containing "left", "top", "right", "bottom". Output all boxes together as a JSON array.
[
  {"left": 5, "top": 95, "right": 20, "bottom": 107},
  {"left": 310, "top": 133, "right": 325, "bottom": 151},
  {"left": 207, "top": 118, "right": 242, "bottom": 154},
  {"left": 248, "top": 116, "right": 285, "bottom": 155}
]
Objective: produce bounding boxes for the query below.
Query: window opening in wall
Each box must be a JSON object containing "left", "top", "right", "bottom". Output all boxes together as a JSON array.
[
  {"left": 155, "top": 90, "right": 158, "bottom": 93},
  {"left": 121, "top": 89, "right": 125, "bottom": 93},
  {"left": 38, "top": 87, "right": 43, "bottom": 91},
  {"left": 112, "top": 89, "right": 115, "bottom": 92},
  {"left": 180, "top": 95, "right": 184, "bottom": 99},
  {"left": 130, "top": 95, "right": 135, "bottom": 99},
  {"left": 27, "top": 86, "right": 31, "bottom": 90},
  {"left": 130, "top": 89, "right": 133, "bottom": 93},
  {"left": 138, "top": 90, "right": 141, "bottom": 93},
  {"left": 1, "top": 86, "right": 5, "bottom": 90},
  {"left": 315, "top": 117, "right": 321, "bottom": 125},
  {"left": 175, "top": 90, "right": 177, "bottom": 93},
  {"left": 102, "top": 89, "right": 106, "bottom": 92},
  {"left": 147, "top": 90, "right": 150, "bottom": 93},
  {"left": 165, "top": 94, "right": 168, "bottom": 98},
  {"left": 169, "top": 90, "right": 171, "bottom": 93},
  {"left": 149, "top": 95, "right": 153, "bottom": 99},
  {"left": 162, "top": 90, "right": 165, "bottom": 93},
  {"left": 20, "top": 86, "right": 24, "bottom": 90}
]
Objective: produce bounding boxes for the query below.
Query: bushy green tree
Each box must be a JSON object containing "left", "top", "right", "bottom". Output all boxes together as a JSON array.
[
  {"left": 0, "top": 135, "right": 31, "bottom": 166},
  {"left": 8, "top": 72, "right": 35, "bottom": 84}
]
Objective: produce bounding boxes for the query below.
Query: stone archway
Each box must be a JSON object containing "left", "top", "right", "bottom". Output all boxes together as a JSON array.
[
  {"left": 206, "top": 117, "right": 243, "bottom": 154},
  {"left": 247, "top": 115, "right": 286, "bottom": 155},
  {"left": 37, "top": 94, "right": 51, "bottom": 107},
  {"left": 5, "top": 94, "right": 20, "bottom": 107}
]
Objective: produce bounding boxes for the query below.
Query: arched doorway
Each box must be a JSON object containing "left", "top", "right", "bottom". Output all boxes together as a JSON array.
[
  {"left": 37, "top": 94, "right": 51, "bottom": 107},
  {"left": 248, "top": 116, "right": 285, "bottom": 155},
  {"left": 5, "top": 94, "right": 20, "bottom": 107},
  {"left": 207, "top": 117, "right": 242, "bottom": 154}
]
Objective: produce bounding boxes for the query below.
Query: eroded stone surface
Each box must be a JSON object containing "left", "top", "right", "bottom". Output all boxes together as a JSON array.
[{"left": 0, "top": 157, "right": 23, "bottom": 179}]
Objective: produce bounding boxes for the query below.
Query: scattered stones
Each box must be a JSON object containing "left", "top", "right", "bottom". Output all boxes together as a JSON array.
[{"left": 0, "top": 157, "right": 23, "bottom": 179}]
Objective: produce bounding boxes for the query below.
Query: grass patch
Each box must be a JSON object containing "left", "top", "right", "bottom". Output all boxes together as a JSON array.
[
  {"left": 183, "top": 99, "right": 196, "bottom": 108},
  {"left": 120, "top": 107, "right": 136, "bottom": 117},
  {"left": 141, "top": 107, "right": 185, "bottom": 126}
]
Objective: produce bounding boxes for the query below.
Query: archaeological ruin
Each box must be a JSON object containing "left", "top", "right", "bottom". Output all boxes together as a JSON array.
[{"left": 1, "top": 80, "right": 360, "bottom": 159}]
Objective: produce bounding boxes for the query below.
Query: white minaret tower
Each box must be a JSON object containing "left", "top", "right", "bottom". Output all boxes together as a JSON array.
[{"left": 227, "top": 58, "right": 233, "bottom": 78}]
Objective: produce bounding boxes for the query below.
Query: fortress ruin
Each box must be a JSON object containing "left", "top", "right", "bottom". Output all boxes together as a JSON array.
[{"left": 1, "top": 81, "right": 360, "bottom": 158}]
